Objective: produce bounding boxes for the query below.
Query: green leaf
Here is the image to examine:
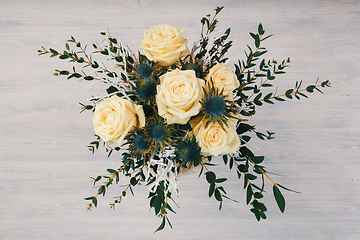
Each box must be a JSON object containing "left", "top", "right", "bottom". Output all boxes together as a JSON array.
[
  {"left": 247, "top": 173, "right": 257, "bottom": 180},
  {"left": 214, "top": 188, "right": 222, "bottom": 202},
  {"left": 91, "top": 61, "right": 99, "bottom": 68},
  {"left": 277, "top": 183, "right": 301, "bottom": 193},
  {"left": 297, "top": 92, "right": 308, "bottom": 98},
  {"left": 165, "top": 216, "right": 173, "bottom": 229},
  {"left": 222, "top": 155, "right": 228, "bottom": 165},
  {"left": 254, "top": 192, "right": 263, "bottom": 199},
  {"left": 259, "top": 59, "right": 265, "bottom": 69},
  {"left": 84, "top": 76, "right": 94, "bottom": 81},
  {"left": 130, "top": 177, "right": 137, "bottom": 186},
  {"left": 254, "top": 100, "right": 263, "bottom": 106},
  {"left": 258, "top": 23, "right": 265, "bottom": 35},
  {"left": 254, "top": 92, "right": 262, "bottom": 102},
  {"left": 154, "top": 217, "right": 165, "bottom": 233},
  {"left": 106, "top": 86, "right": 119, "bottom": 94},
  {"left": 258, "top": 202, "right": 267, "bottom": 212},
  {"left": 92, "top": 197, "right": 97, "bottom": 207},
  {"left": 285, "top": 89, "right": 293, "bottom": 98},
  {"left": 167, "top": 204, "right": 176, "bottom": 214},
  {"left": 59, "top": 70, "right": 69, "bottom": 75},
  {"left": 115, "top": 56, "right": 123, "bottom": 62},
  {"left": 251, "top": 208, "right": 261, "bottom": 221},
  {"left": 59, "top": 55, "right": 69, "bottom": 59},
  {"left": 49, "top": 48, "right": 58, "bottom": 54},
  {"left": 205, "top": 171, "right": 216, "bottom": 183},
  {"left": 306, "top": 85, "right": 315, "bottom": 92},
  {"left": 273, "top": 184, "right": 285, "bottom": 213},
  {"left": 246, "top": 185, "right": 253, "bottom": 205},
  {"left": 209, "top": 183, "right": 215, "bottom": 198},
  {"left": 254, "top": 34, "right": 260, "bottom": 48},
  {"left": 238, "top": 164, "right": 248, "bottom": 173},
  {"left": 274, "top": 97, "right": 285, "bottom": 101},
  {"left": 250, "top": 32, "right": 257, "bottom": 40},
  {"left": 215, "top": 178, "right": 227, "bottom": 183},
  {"left": 262, "top": 34, "right": 273, "bottom": 41},
  {"left": 250, "top": 156, "right": 264, "bottom": 164},
  {"left": 266, "top": 69, "right": 271, "bottom": 79}
]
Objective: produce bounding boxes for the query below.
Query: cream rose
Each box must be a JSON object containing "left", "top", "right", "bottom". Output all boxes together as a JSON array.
[
  {"left": 156, "top": 69, "right": 205, "bottom": 124},
  {"left": 139, "top": 24, "right": 190, "bottom": 67},
  {"left": 205, "top": 63, "right": 240, "bottom": 97},
  {"left": 192, "top": 118, "right": 240, "bottom": 156},
  {"left": 93, "top": 95, "right": 145, "bottom": 145}
]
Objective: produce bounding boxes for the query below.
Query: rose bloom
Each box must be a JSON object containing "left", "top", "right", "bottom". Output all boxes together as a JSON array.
[
  {"left": 139, "top": 24, "right": 190, "bottom": 67},
  {"left": 205, "top": 63, "right": 240, "bottom": 97},
  {"left": 93, "top": 95, "right": 145, "bottom": 145},
  {"left": 156, "top": 69, "right": 205, "bottom": 124},
  {"left": 191, "top": 118, "right": 240, "bottom": 156}
]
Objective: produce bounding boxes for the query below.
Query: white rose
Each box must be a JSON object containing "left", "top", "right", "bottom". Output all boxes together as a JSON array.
[
  {"left": 192, "top": 118, "right": 240, "bottom": 156},
  {"left": 93, "top": 95, "right": 145, "bottom": 145},
  {"left": 205, "top": 63, "right": 240, "bottom": 97},
  {"left": 156, "top": 69, "right": 205, "bottom": 124},
  {"left": 139, "top": 24, "right": 190, "bottom": 66}
]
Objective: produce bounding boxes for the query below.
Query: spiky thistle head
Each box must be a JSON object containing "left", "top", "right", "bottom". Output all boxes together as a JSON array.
[
  {"left": 125, "top": 128, "right": 150, "bottom": 156},
  {"left": 199, "top": 79, "right": 238, "bottom": 129},
  {"left": 175, "top": 134, "right": 202, "bottom": 167},
  {"left": 129, "top": 53, "right": 166, "bottom": 104},
  {"left": 181, "top": 55, "right": 206, "bottom": 79},
  {"left": 144, "top": 116, "right": 178, "bottom": 152},
  {"left": 138, "top": 62, "right": 154, "bottom": 79},
  {"left": 135, "top": 77, "right": 157, "bottom": 103}
]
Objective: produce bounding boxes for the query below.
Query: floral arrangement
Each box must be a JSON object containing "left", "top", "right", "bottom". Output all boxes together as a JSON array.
[{"left": 38, "top": 7, "right": 330, "bottom": 232}]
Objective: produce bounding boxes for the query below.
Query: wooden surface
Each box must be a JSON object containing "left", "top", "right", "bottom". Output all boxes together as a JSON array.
[{"left": 1, "top": 0, "right": 359, "bottom": 239}]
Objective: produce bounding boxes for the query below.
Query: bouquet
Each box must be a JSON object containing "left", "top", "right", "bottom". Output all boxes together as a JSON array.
[{"left": 38, "top": 6, "right": 330, "bottom": 232}]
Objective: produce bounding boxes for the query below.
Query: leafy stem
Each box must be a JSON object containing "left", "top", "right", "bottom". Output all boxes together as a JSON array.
[{"left": 245, "top": 59, "right": 289, "bottom": 102}]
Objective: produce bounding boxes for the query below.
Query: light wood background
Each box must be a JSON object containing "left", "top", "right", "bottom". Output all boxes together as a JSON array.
[{"left": 1, "top": 0, "right": 359, "bottom": 239}]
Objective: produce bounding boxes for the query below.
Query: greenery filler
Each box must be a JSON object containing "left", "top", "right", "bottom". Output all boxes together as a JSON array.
[{"left": 39, "top": 6, "right": 330, "bottom": 232}]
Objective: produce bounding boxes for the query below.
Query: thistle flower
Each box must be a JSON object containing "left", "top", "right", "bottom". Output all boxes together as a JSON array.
[
  {"left": 175, "top": 135, "right": 202, "bottom": 167},
  {"left": 135, "top": 77, "right": 157, "bottom": 103},
  {"left": 181, "top": 55, "right": 206, "bottom": 79},
  {"left": 145, "top": 117, "right": 175, "bottom": 151},
  {"left": 138, "top": 62, "right": 154, "bottom": 79},
  {"left": 199, "top": 80, "right": 238, "bottom": 129},
  {"left": 129, "top": 53, "right": 166, "bottom": 104},
  {"left": 125, "top": 129, "right": 150, "bottom": 156}
]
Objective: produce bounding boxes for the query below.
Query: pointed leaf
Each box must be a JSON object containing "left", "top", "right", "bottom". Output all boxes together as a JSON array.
[{"left": 273, "top": 184, "right": 285, "bottom": 213}]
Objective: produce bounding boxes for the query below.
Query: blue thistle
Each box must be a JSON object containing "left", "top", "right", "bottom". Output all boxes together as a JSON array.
[
  {"left": 176, "top": 136, "right": 202, "bottom": 166},
  {"left": 126, "top": 130, "right": 150, "bottom": 156},
  {"left": 200, "top": 81, "right": 238, "bottom": 128},
  {"left": 184, "top": 62, "right": 203, "bottom": 78},
  {"left": 203, "top": 95, "right": 227, "bottom": 119},
  {"left": 133, "top": 131, "right": 149, "bottom": 152},
  {"left": 138, "top": 62, "right": 154, "bottom": 79},
  {"left": 148, "top": 124, "right": 167, "bottom": 142},
  {"left": 135, "top": 78, "right": 156, "bottom": 102}
]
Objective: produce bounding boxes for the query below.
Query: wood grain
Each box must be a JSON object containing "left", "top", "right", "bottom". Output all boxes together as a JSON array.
[{"left": 1, "top": 0, "right": 359, "bottom": 239}]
